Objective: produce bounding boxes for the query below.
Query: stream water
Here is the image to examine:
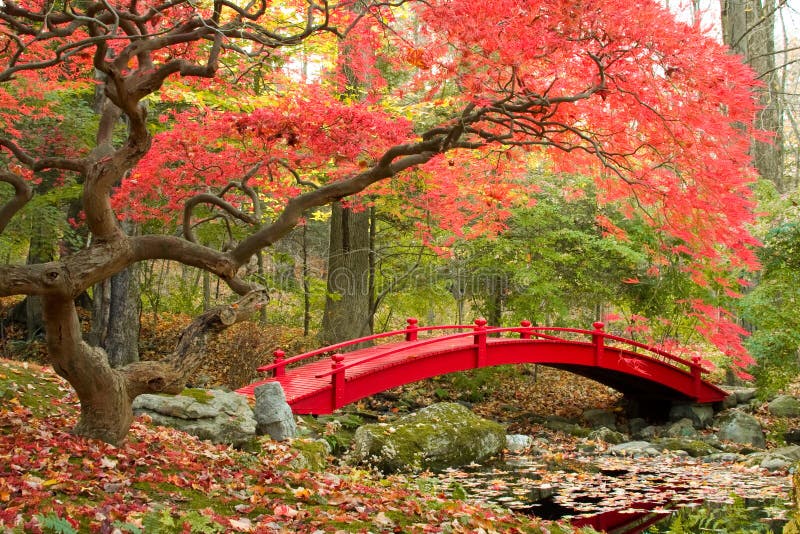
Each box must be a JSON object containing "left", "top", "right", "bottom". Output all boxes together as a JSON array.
[{"left": 434, "top": 452, "right": 792, "bottom": 532}]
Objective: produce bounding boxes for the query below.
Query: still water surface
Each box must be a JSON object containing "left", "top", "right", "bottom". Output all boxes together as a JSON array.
[{"left": 435, "top": 453, "right": 791, "bottom": 532}]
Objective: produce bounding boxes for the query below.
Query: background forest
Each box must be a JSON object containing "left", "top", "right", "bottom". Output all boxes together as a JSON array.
[{"left": 0, "top": 0, "right": 799, "bottom": 403}]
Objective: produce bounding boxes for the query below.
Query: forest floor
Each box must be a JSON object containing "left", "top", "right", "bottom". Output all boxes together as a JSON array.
[{"left": 0, "top": 357, "right": 587, "bottom": 533}]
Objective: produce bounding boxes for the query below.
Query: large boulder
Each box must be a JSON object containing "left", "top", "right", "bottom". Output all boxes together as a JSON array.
[
  {"left": 768, "top": 395, "right": 800, "bottom": 418},
  {"left": 722, "top": 386, "right": 757, "bottom": 408},
  {"left": 716, "top": 409, "right": 766, "bottom": 448},
  {"left": 253, "top": 382, "right": 298, "bottom": 441},
  {"left": 653, "top": 438, "right": 721, "bottom": 458},
  {"left": 665, "top": 418, "right": 698, "bottom": 438},
  {"left": 587, "top": 427, "right": 626, "bottom": 444},
  {"left": 582, "top": 409, "right": 617, "bottom": 430},
  {"left": 668, "top": 404, "right": 714, "bottom": 428},
  {"left": 133, "top": 389, "right": 256, "bottom": 446},
  {"left": 349, "top": 402, "right": 505, "bottom": 473}
]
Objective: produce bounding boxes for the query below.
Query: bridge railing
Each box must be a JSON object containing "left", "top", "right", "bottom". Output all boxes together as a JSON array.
[
  {"left": 258, "top": 318, "right": 707, "bottom": 383},
  {"left": 257, "top": 318, "right": 477, "bottom": 376}
]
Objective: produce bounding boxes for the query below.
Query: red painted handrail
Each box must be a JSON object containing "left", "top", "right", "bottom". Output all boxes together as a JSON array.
[
  {"left": 257, "top": 320, "right": 477, "bottom": 373},
  {"left": 257, "top": 319, "right": 705, "bottom": 383},
  {"left": 312, "top": 323, "right": 702, "bottom": 380}
]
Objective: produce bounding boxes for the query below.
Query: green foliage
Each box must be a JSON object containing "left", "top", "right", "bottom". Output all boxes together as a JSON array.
[
  {"left": 739, "top": 186, "right": 800, "bottom": 395},
  {"left": 34, "top": 513, "right": 78, "bottom": 534},
  {"left": 651, "top": 496, "right": 781, "bottom": 533},
  {"left": 142, "top": 508, "right": 225, "bottom": 534}
]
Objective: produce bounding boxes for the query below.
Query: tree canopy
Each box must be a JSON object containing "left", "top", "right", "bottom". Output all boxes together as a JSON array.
[{"left": 0, "top": 0, "right": 763, "bottom": 443}]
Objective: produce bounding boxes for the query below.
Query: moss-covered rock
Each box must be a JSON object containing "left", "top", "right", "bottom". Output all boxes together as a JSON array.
[
  {"left": 349, "top": 402, "right": 505, "bottom": 473},
  {"left": 543, "top": 419, "right": 591, "bottom": 438},
  {"left": 289, "top": 439, "right": 331, "bottom": 471},
  {"left": 653, "top": 438, "right": 721, "bottom": 457}
]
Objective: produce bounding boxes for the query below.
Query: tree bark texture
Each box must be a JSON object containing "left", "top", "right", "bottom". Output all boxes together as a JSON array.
[
  {"left": 720, "top": 0, "right": 784, "bottom": 190},
  {"left": 42, "top": 290, "right": 267, "bottom": 445},
  {"left": 320, "top": 203, "right": 373, "bottom": 346},
  {"left": 91, "top": 266, "right": 141, "bottom": 368}
]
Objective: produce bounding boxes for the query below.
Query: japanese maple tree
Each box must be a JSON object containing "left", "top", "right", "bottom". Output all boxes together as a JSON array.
[{"left": 0, "top": 0, "right": 761, "bottom": 444}]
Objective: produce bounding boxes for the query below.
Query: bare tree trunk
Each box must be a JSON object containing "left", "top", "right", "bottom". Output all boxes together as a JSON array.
[
  {"left": 302, "top": 222, "right": 312, "bottom": 336},
  {"left": 90, "top": 254, "right": 141, "bottom": 367},
  {"left": 320, "top": 202, "right": 372, "bottom": 345},
  {"left": 720, "top": 0, "right": 784, "bottom": 190}
]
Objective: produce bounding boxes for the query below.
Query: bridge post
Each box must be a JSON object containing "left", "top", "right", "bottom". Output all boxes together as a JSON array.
[
  {"left": 592, "top": 321, "right": 605, "bottom": 366},
  {"left": 331, "top": 353, "right": 345, "bottom": 410},
  {"left": 474, "top": 317, "right": 488, "bottom": 367},
  {"left": 519, "top": 320, "right": 532, "bottom": 339},
  {"left": 691, "top": 356, "right": 702, "bottom": 396},
  {"left": 273, "top": 349, "right": 286, "bottom": 378},
  {"left": 405, "top": 317, "right": 419, "bottom": 341}
]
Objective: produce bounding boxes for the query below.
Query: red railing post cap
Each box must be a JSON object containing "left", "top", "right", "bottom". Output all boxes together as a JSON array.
[
  {"left": 592, "top": 321, "right": 605, "bottom": 330},
  {"left": 407, "top": 317, "right": 418, "bottom": 326},
  {"left": 274, "top": 349, "right": 285, "bottom": 358},
  {"left": 474, "top": 317, "right": 487, "bottom": 327},
  {"left": 520, "top": 320, "right": 532, "bottom": 327},
  {"left": 332, "top": 353, "right": 345, "bottom": 364}
]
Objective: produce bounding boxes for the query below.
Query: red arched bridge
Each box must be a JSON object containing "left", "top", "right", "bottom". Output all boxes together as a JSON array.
[{"left": 236, "top": 319, "right": 729, "bottom": 414}]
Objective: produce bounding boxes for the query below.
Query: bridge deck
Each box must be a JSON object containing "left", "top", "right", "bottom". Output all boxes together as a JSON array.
[{"left": 235, "top": 321, "right": 730, "bottom": 413}]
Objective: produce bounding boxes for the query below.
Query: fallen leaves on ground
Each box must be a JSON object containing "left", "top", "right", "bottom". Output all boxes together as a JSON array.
[{"left": 0, "top": 358, "right": 561, "bottom": 533}]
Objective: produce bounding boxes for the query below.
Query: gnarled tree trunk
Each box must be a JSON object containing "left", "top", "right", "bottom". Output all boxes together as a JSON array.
[{"left": 43, "top": 290, "right": 268, "bottom": 445}]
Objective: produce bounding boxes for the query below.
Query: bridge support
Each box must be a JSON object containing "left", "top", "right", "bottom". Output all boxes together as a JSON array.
[
  {"left": 331, "top": 353, "right": 345, "bottom": 410},
  {"left": 272, "top": 350, "right": 286, "bottom": 378},
  {"left": 405, "top": 317, "right": 419, "bottom": 341},
  {"left": 474, "top": 318, "right": 487, "bottom": 367},
  {"left": 592, "top": 321, "right": 605, "bottom": 366}
]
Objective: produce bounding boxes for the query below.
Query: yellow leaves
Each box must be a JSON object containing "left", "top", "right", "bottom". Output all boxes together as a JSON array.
[
  {"left": 291, "top": 486, "right": 312, "bottom": 500},
  {"left": 310, "top": 209, "right": 330, "bottom": 222}
]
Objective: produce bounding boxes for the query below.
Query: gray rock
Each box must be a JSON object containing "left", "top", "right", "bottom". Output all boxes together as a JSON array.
[
  {"left": 505, "top": 434, "right": 533, "bottom": 453},
  {"left": 744, "top": 446, "right": 800, "bottom": 472},
  {"left": 761, "top": 457, "right": 790, "bottom": 471},
  {"left": 731, "top": 387, "right": 757, "bottom": 404},
  {"left": 654, "top": 438, "right": 720, "bottom": 457},
  {"left": 669, "top": 404, "right": 714, "bottom": 428},
  {"left": 609, "top": 441, "right": 661, "bottom": 457},
  {"left": 666, "top": 418, "right": 698, "bottom": 438},
  {"left": 349, "top": 402, "right": 506, "bottom": 473},
  {"left": 582, "top": 409, "right": 617, "bottom": 430},
  {"left": 588, "top": 427, "right": 626, "bottom": 444},
  {"left": 638, "top": 425, "right": 660, "bottom": 440},
  {"left": 768, "top": 395, "right": 800, "bottom": 418},
  {"left": 768, "top": 445, "right": 800, "bottom": 461},
  {"left": 628, "top": 418, "right": 649, "bottom": 438},
  {"left": 722, "top": 393, "right": 739, "bottom": 410},
  {"left": 133, "top": 389, "right": 256, "bottom": 446},
  {"left": 716, "top": 410, "right": 766, "bottom": 448},
  {"left": 253, "top": 382, "right": 298, "bottom": 441},
  {"left": 705, "top": 452, "right": 746, "bottom": 463}
]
